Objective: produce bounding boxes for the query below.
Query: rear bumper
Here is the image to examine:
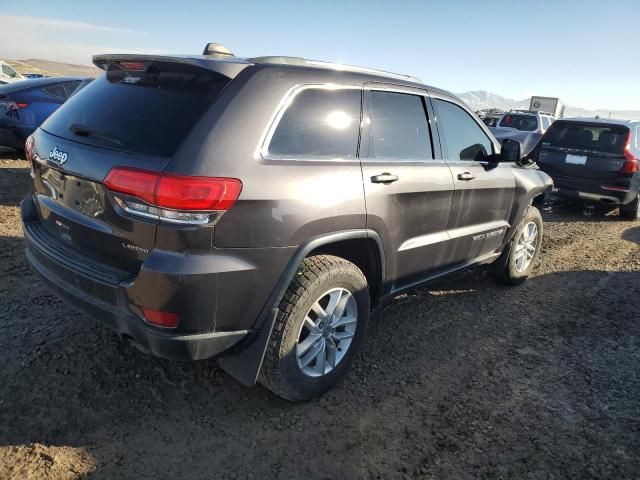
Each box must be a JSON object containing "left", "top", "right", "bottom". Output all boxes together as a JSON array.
[
  {"left": 21, "top": 194, "right": 294, "bottom": 361},
  {"left": 26, "top": 245, "right": 249, "bottom": 360},
  {"left": 550, "top": 175, "right": 637, "bottom": 205}
]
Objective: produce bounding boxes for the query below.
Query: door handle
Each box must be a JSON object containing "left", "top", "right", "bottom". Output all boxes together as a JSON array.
[
  {"left": 371, "top": 173, "right": 399, "bottom": 184},
  {"left": 457, "top": 172, "right": 476, "bottom": 181}
]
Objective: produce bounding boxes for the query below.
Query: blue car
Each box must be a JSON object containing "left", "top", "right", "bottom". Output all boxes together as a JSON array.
[{"left": 0, "top": 76, "right": 92, "bottom": 150}]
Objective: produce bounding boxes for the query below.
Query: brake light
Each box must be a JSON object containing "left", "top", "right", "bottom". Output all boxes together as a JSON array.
[
  {"left": 104, "top": 167, "right": 242, "bottom": 224},
  {"left": 141, "top": 308, "right": 179, "bottom": 328},
  {"left": 621, "top": 132, "right": 638, "bottom": 174},
  {"left": 15, "top": 102, "right": 29, "bottom": 109},
  {"left": 119, "top": 61, "right": 146, "bottom": 71}
]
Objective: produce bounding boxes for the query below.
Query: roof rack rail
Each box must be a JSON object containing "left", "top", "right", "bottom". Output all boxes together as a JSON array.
[{"left": 249, "top": 56, "right": 422, "bottom": 83}]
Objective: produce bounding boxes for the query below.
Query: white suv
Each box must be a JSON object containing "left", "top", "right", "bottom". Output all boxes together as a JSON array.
[
  {"left": 0, "top": 61, "right": 25, "bottom": 85},
  {"left": 496, "top": 111, "right": 555, "bottom": 134}
]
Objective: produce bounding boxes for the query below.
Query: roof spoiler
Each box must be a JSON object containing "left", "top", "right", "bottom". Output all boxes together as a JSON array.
[{"left": 92, "top": 53, "right": 251, "bottom": 79}]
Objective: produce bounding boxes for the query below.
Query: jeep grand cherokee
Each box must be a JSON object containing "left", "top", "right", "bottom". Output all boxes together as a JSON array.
[{"left": 21, "top": 44, "right": 552, "bottom": 401}]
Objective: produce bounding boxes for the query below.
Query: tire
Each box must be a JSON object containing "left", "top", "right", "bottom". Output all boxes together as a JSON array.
[
  {"left": 494, "top": 206, "right": 543, "bottom": 285},
  {"left": 619, "top": 195, "right": 640, "bottom": 220},
  {"left": 259, "top": 255, "right": 369, "bottom": 402}
]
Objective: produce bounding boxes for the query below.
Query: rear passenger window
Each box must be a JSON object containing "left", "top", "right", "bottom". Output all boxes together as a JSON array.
[
  {"left": 268, "top": 88, "right": 361, "bottom": 158},
  {"left": 433, "top": 98, "right": 493, "bottom": 161},
  {"left": 367, "top": 91, "right": 432, "bottom": 160}
]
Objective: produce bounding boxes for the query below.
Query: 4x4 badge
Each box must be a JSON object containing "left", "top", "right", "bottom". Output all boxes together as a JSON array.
[{"left": 49, "top": 146, "right": 68, "bottom": 166}]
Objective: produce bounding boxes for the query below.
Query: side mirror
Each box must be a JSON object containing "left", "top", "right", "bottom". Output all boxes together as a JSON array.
[{"left": 500, "top": 139, "right": 521, "bottom": 163}]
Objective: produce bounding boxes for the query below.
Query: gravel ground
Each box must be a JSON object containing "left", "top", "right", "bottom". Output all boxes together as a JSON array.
[{"left": 0, "top": 154, "right": 639, "bottom": 479}]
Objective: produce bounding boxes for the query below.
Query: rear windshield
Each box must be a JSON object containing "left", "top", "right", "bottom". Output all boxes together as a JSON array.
[
  {"left": 542, "top": 121, "right": 629, "bottom": 155},
  {"left": 41, "top": 63, "right": 230, "bottom": 158},
  {"left": 499, "top": 114, "right": 538, "bottom": 131}
]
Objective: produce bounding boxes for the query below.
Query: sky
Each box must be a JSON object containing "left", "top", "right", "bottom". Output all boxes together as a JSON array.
[{"left": 0, "top": 0, "right": 638, "bottom": 110}]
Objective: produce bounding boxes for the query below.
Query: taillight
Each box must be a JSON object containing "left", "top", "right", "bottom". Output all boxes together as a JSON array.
[
  {"left": 104, "top": 167, "right": 242, "bottom": 225},
  {"left": 621, "top": 132, "right": 638, "bottom": 174},
  {"left": 15, "top": 102, "right": 29, "bottom": 109},
  {"left": 25, "top": 134, "right": 35, "bottom": 161},
  {"left": 141, "top": 307, "right": 179, "bottom": 328}
]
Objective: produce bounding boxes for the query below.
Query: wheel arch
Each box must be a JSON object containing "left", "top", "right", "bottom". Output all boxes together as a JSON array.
[{"left": 218, "top": 229, "right": 385, "bottom": 386}]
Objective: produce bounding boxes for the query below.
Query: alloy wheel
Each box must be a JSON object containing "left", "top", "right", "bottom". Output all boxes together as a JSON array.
[{"left": 296, "top": 288, "right": 358, "bottom": 378}]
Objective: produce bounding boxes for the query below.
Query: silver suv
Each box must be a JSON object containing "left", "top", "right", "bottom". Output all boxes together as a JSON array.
[{"left": 496, "top": 110, "right": 556, "bottom": 134}]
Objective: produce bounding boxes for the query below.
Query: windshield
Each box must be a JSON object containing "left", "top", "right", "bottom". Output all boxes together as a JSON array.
[
  {"left": 542, "top": 121, "right": 629, "bottom": 155},
  {"left": 499, "top": 114, "right": 538, "bottom": 132},
  {"left": 41, "top": 63, "right": 230, "bottom": 158}
]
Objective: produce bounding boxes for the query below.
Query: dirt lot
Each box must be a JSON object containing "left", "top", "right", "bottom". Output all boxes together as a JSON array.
[{"left": 1, "top": 153, "right": 639, "bottom": 480}]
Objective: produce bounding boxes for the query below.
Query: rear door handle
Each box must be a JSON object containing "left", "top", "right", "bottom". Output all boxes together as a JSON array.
[
  {"left": 371, "top": 173, "right": 399, "bottom": 184},
  {"left": 457, "top": 172, "right": 476, "bottom": 181}
]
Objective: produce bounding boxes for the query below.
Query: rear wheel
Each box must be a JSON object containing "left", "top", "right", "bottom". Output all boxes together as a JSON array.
[
  {"left": 494, "top": 206, "right": 543, "bottom": 285},
  {"left": 619, "top": 195, "right": 640, "bottom": 220},
  {"left": 259, "top": 255, "right": 369, "bottom": 401}
]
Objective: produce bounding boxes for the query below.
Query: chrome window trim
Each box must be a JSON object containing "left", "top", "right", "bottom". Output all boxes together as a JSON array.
[{"left": 257, "top": 83, "right": 364, "bottom": 162}]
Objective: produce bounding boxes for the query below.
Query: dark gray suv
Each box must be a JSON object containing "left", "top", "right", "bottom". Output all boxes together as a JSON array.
[{"left": 20, "top": 46, "right": 552, "bottom": 401}]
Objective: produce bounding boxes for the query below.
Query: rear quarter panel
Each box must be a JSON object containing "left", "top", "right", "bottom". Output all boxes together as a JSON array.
[{"left": 170, "top": 66, "right": 368, "bottom": 248}]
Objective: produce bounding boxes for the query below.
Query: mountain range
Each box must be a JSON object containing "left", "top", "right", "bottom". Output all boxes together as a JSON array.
[{"left": 457, "top": 91, "right": 640, "bottom": 121}]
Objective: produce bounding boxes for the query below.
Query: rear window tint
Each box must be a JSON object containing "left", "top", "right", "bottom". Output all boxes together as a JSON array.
[
  {"left": 368, "top": 91, "right": 432, "bottom": 160},
  {"left": 41, "top": 64, "right": 230, "bottom": 158},
  {"left": 268, "top": 88, "right": 361, "bottom": 158},
  {"left": 499, "top": 114, "right": 538, "bottom": 132},
  {"left": 542, "top": 121, "right": 629, "bottom": 155}
]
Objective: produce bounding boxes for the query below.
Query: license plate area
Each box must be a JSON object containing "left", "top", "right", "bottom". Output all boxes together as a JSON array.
[{"left": 565, "top": 154, "right": 587, "bottom": 165}]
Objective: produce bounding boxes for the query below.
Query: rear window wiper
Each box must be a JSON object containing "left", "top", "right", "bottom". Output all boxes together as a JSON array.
[{"left": 69, "top": 123, "right": 127, "bottom": 147}]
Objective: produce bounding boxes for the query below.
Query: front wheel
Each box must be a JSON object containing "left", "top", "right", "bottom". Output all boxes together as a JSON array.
[
  {"left": 494, "top": 206, "right": 543, "bottom": 285},
  {"left": 259, "top": 255, "right": 369, "bottom": 401}
]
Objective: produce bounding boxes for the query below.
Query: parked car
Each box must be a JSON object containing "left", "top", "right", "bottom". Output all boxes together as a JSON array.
[
  {"left": 21, "top": 45, "right": 552, "bottom": 401},
  {"left": 490, "top": 110, "right": 556, "bottom": 158},
  {"left": 0, "top": 77, "right": 92, "bottom": 150},
  {"left": 536, "top": 118, "right": 640, "bottom": 219},
  {"left": 24, "top": 73, "right": 49, "bottom": 79},
  {"left": 496, "top": 111, "right": 555, "bottom": 134},
  {"left": 0, "top": 61, "right": 25, "bottom": 84}
]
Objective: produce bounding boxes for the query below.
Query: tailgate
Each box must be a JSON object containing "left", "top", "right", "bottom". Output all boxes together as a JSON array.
[
  {"left": 537, "top": 121, "right": 629, "bottom": 181},
  {"left": 27, "top": 56, "right": 242, "bottom": 274},
  {"left": 30, "top": 130, "right": 168, "bottom": 274}
]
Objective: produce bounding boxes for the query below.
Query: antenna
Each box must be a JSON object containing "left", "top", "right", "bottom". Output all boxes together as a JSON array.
[{"left": 202, "top": 43, "right": 234, "bottom": 57}]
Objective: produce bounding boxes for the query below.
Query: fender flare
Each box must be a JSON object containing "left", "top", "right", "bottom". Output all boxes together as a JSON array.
[{"left": 218, "top": 229, "right": 385, "bottom": 386}]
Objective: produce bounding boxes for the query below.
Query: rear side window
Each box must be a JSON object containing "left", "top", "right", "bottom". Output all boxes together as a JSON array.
[
  {"left": 2, "top": 64, "right": 16, "bottom": 77},
  {"left": 367, "top": 91, "right": 432, "bottom": 160},
  {"left": 62, "top": 81, "right": 82, "bottom": 97},
  {"left": 41, "top": 63, "right": 230, "bottom": 158},
  {"left": 499, "top": 113, "right": 538, "bottom": 132},
  {"left": 541, "top": 116, "right": 551, "bottom": 130},
  {"left": 542, "top": 121, "right": 630, "bottom": 155},
  {"left": 43, "top": 84, "right": 68, "bottom": 100},
  {"left": 268, "top": 88, "right": 361, "bottom": 158},
  {"left": 433, "top": 98, "right": 493, "bottom": 161}
]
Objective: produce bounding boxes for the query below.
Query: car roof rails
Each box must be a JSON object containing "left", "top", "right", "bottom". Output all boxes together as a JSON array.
[{"left": 250, "top": 56, "right": 422, "bottom": 83}]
